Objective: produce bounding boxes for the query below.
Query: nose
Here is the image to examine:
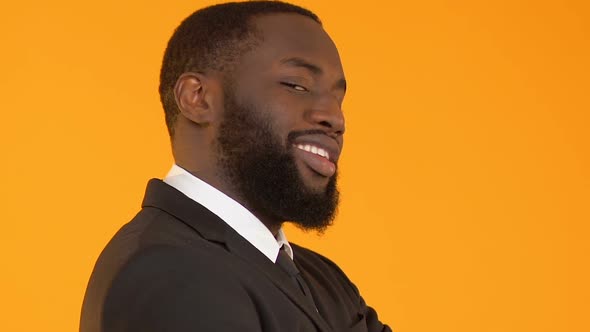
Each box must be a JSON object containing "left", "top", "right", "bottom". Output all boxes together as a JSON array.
[{"left": 306, "top": 94, "right": 345, "bottom": 137}]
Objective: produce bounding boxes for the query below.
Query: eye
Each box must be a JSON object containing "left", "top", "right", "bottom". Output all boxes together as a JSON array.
[{"left": 280, "top": 82, "right": 308, "bottom": 92}]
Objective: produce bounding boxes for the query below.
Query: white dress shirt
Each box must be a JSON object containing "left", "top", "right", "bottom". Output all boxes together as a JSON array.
[{"left": 163, "top": 164, "right": 293, "bottom": 262}]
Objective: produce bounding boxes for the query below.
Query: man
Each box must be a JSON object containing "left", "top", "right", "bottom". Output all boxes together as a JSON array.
[{"left": 80, "top": 1, "right": 391, "bottom": 331}]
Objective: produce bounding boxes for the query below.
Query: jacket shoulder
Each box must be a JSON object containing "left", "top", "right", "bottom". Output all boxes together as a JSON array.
[
  {"left": 290, "top": 243, "right": 361, "bottom": 299},
  {"left": 99, "top": 244, "right": 261, "bottom": 331}
]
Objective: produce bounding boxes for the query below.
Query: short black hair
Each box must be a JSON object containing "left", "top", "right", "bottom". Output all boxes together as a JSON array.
[{"left": 159, "top": 1, "right": 321, "bottom": 137}]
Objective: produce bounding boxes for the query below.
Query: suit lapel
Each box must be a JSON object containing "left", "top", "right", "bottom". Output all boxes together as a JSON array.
[
  {"left": 225, "top": 231, "right": 333, "bottom": 332},
  {"left": 142, "top": 179, "right": 333, "bottom": 332}
]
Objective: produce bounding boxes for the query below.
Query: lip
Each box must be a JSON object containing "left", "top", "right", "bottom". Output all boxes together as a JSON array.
[{"left": 290, "top": 134, "right": 341, "bottom": 163}]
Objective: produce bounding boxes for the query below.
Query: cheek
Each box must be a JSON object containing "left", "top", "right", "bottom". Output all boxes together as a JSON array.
[
  {"left": 236, "top": 81, "right": 308, "bottom": 143},
  {"left": 267, "top": 94, "right": 308, "bottom": 128},
  {"left": 256, "top": 99, "right": 300, "bottom": 138},
  {"left": 271, "top": 110, "right": 301, "bottom": 149}
]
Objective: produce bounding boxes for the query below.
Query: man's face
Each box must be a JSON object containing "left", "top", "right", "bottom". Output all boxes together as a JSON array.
[{"left": 215, "top": 14, "right": 346, "bottom": 231}]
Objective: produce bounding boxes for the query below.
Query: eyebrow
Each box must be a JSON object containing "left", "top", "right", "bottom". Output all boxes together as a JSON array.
[{"left": 280, "top": 57, "right": 347, "bottom": 93}]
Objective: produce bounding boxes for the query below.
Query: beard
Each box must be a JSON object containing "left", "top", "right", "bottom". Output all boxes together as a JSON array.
[{"left": 215, "top": 86, "right": 339, "bottom": 233}]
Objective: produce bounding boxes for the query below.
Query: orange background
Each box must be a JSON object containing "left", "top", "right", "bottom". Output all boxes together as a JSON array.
[{"left": 0, "top": 0, "right": 588, "bottom": 331}]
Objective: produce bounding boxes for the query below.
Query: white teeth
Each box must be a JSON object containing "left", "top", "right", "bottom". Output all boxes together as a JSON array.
[{"left": 295, "top": 144, "right": 330, "bottom": 160}]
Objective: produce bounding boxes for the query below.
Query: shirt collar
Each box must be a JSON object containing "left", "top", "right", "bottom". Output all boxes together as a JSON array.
[{"left": 163, "top": 164, "right": 293, "bottom": 262}]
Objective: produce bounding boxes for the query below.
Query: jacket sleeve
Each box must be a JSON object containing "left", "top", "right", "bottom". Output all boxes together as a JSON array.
[
  {"left": 359, "top": 292, "right": 393, "bottom": 332},
  {"left": 311, "top": 250, "right": 393, "bottom": 332},
  {"left": 102, "top": 245, "right": 262, "bottom": 332}
]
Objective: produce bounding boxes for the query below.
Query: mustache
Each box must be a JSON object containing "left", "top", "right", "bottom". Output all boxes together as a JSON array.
[{"left": 287, "top": 129, "right": 328, "bottom": 144}]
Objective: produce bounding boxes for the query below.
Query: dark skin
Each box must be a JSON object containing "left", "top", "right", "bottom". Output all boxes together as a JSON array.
[{"left": 171, "top": 13, "right": 346, "bottom": 235}]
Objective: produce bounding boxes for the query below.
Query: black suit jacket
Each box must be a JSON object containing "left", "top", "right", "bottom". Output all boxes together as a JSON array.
[{"left": 80, "top": 179, "right": 391, "bottom": 332}]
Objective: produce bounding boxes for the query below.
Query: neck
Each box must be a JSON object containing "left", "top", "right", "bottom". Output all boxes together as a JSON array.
[{"left": 174, "top": 161, "right": 284, "bottom": 237}]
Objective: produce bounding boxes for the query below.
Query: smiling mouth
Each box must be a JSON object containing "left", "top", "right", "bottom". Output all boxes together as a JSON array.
[
  {"left": 294, "top": 144, "right": 330, "bottom": 160},
  {"left": 293, "top": 143, "right": 336, "bottom": 178}
]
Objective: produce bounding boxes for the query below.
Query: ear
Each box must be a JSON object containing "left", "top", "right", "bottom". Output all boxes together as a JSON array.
[{"left": 173, "top": 72, "right": 215, "bottom": 126}]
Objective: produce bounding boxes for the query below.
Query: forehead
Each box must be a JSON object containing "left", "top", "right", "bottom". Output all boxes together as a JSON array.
[{"left": 238, "top": 13, "right": 344, "bottom": 76}]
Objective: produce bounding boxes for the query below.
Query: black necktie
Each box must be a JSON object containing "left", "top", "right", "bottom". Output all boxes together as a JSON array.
[{"left": 275, "top": 247, "right": 318, "bottom": 310}]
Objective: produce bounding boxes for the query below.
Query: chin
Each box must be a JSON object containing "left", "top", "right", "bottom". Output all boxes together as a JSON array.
[
  {"left": 303, "top": 173, "right": 332, "bottom": 195},
  {"left": 295, "top": 160, "right": 331, "bottom": 192}
]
